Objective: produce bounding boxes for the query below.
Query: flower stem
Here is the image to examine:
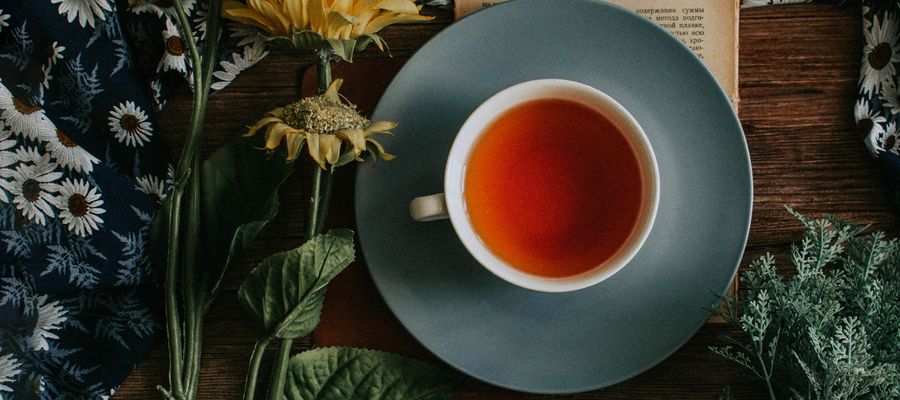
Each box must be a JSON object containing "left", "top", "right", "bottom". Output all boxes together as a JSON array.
[
  {"left": 161, "top": 0, "right": 221, "bottom": 398},
  {"left": 242, "top": 337, "right": 271, "bottom": 400},
  {"left": 181, "top": 153, "right": 201, "bottom": 398},
  {"left": 264, "top": 51, "right": 336, "bottom": 400}
]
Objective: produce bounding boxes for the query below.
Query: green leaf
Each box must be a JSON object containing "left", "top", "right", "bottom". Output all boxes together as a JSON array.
[
  {"left": 284, "top": 347, "right": 458, "bottom": 400},
  {"left": 238, "top": 229, "right": 355, "bottom": 339},
  {"left": 326, "top": 38, "right": 358, "bottom": 63},
  {"left": 150, "top": 136, "right": 295, "bottom": 308}
]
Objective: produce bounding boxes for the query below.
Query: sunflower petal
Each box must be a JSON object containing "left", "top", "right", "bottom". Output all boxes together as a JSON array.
[
  {"left": 306, "top": 134, "right": 343, "bottom": 169},
  {"left": 264, "top": 123, "right": 299, "bottom": 150},
  {"left": 323, "top": 135, "right": 342, "bottom": 165},
  {"left": 364, "top": 11, "right": 432, "bottom": 35},
  {"left": 283, "top": 0, "right": 309, "bottom": 31},
  {"left": 366, "top": 137, "right": 394, "bottom": 160},
  {"left": 254, "top": 0, "right": 293, "bottom": 35},
  {"left": 308, "top": 0, "right": 327, "bottom": 33},
  {"left": 332, "top": 149, "right": 358, "bottom": 167},
  {"left": 223, "top": 1, "right": 281, "bottom": 34},
  {"left": 266, "top": 107, "right": 286, "bottom": 118},
  {"left": 324, "top": 79, "right": 343, "bottom": 103},
  {"left": 366, "top": 120, "right": 397, "bottom": 134},
  {"left": 325, "top": 11, "right": 355, "bottom": 39},
  {"left": 330, "top": 0, "right": 354, "bottom": 14},
  {"left": 305, "top": 133, "right": 327, "bottom": 169},
  {"left": 374, "top": 0, "right": 419, "bottom": 14},
  {"left": 284, "top": 130, "right": 307, "bottom": 161},
  {"left": 336, "top": 128, "right": 366, "bottom": 154},
  {"left": 245, "top": 115, "right": 285, "bottom": 137}
]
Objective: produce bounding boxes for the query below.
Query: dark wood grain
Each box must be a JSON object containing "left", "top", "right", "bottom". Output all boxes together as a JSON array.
[{"left": 116, "top": 2, "right": 900, "bottom": 399}]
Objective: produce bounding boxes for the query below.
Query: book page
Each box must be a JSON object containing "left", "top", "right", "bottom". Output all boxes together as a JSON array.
[{"left": 455, "top": 0, "right": 739, "bottom": 109}]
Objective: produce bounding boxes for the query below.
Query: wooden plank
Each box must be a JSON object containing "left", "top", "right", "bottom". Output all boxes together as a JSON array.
[{"left": 117, "top": 3, "right": 897, "bottom": 399}]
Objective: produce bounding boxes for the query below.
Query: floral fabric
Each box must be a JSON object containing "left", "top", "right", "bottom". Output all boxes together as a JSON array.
[
  {"left": 0, "top": 0, "right": 266, "bottom": 398},
  {"left": 854, "top": 0, "right": 900, "bottom": 205},
  {"left": 745, "top": 0, "right": 900, "bottom": 203}
]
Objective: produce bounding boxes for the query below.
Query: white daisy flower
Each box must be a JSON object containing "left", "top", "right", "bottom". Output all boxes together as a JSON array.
[
  {"left": 861, "top": 13, "right": 900, "bottom": 95},
  {"left": 228, "top": 21, "right": 265, "bottom": 48},
  {"left": 55, "top": 178, "right": 105, "bottom": 237},
  {"left": 0, "top": 83, "right": 53, "bottom": 140},
  {"left": 863, "top": 4, "right": 872, "bottom": 31},
  {"left": 128, "top": 0, "right": 194, "bottom": 18},
  {"left": 882, "top": 84, "right": 900, "bottom": 115},
  {"left": 165, "top": 164, "right": 175, "bottom": 187},
  {"left": 150, "top": 78, "right": 165, "bottom": 110},
  {"left": 108, "top": 100, "right": 153, "bottom": 147},
  {"left": 856, "top": 98, "right": 888, "bottom": 159},
  {"left": 211, "top": 41, "right": 268, "bottom": 91},
  {"left": 14, "top": 145, "right": 44, "bottom": 165},
  {"left": 0, "top": 129, "right": 15, "bottom": 169},
  {"left": 0, "top": 131, "right": 15, "bottom": 203},
  {"left": 4, "top": 161, "right": 62, "bottom": 225},
  {"left": 136, "top": 174, "right": 168, "bottom": 203},
  {"left": 45, "top": 41, "right": 65, "bottom": 65},
  {"left": 856, "top": 98, "right": 888, "bottom": 139},
  {"left": 873, "top": 121, "right": 899, "bottom": 156},
  {"left": 28, "top": 295, "right": 67, "bottom": 351},
  {"left": 0, "top": 350, "right": 21, "bottom": 393},
  {"left": 194, "top": 2, "right": 208, "bottom": 40},
  {"left": 41, "top": 128, "right": 100, "bottom": 173},
  {"left": 50, "top": 0, "right": 112, "bottom": 29},
  {"left": 0, "top": 10, "right": 10, "bottom": 32},
  {"left": 158, "top": 19, "right": 189, "bottom": 74},
  {"left": 38, "top": 64, "right": 53, "bottom": 91}
]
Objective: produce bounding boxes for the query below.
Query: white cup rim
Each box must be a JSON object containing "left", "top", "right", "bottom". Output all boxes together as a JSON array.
[{"left": 444, "top": 79, "right": 659, "bottom": 292}]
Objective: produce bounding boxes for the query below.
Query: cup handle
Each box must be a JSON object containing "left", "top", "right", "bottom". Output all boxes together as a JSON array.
[{"left": 410, "top": 193, "right": 449, "bottom": 221}]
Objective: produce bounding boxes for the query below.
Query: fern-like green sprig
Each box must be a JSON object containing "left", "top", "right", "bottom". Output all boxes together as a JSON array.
[{"left": 712, "top": 208, "right": 900, "bottom": 400}]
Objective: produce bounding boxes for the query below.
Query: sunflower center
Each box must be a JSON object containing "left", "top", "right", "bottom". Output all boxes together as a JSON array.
[
  {"left": 166, "top": 36, "right": 185, "bottom": 56},
  {"left": 57, "top": 129, "right": 77, "bottom": 148},
  {"left": 68, "top": 194, "right": 89, "bottom": 217},
  {"left": 870, "top": 43, "right": 893, "bottom": 70},
  {"left": 12, "top": 96, "right": 40, "bottom": 115},
  {"left": 283, "top": 97, "right": 368, "bottom": 135},
  {"left": 886, "top": 135, "right": 897, "bottom": 151},
  {"left": 22, "top": 179, "right": 41, "bottom": 202},
  {"left": 120, "top": 114, "right": 140, "bottom": 132}
]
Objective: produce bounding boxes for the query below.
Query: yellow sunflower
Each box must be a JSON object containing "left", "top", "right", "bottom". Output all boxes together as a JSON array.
[
  {"left": 246, "top": 78, "right": 395, "bottom": 168},
  {"left": 222, "top": 0, "right": 432, "bottom": 61}
]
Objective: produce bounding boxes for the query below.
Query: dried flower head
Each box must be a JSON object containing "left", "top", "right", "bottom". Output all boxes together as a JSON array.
[
  {"left": 245, "top": 78, "right": 395, "bottom": 168},
  {"left": 222, "top": 0, "right": 432, "bottom": 61}
]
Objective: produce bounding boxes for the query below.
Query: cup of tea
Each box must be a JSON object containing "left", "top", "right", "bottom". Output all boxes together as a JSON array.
[{"left": 410, "top": 79, "right": 659, "bottom": 292}]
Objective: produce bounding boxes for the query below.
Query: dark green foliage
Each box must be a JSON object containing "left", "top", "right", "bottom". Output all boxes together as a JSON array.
[{"left": 712, "top": 209, "right": 900, "bottom": 400}]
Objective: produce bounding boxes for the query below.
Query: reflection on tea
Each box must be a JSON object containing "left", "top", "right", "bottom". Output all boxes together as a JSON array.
[{"left": 464, "top": 99, "right": 644, "bottom": 277}]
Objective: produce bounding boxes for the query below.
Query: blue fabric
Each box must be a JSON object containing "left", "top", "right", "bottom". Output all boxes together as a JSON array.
[{"left": 0, "top": 0, "right": 267, "bottom": 398}]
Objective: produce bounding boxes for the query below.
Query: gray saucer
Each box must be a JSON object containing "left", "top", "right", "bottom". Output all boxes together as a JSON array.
[{"left": 355, "top": 0, "right": 751, "bottom": 393}]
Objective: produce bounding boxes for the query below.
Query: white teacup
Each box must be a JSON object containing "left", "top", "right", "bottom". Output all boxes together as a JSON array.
[{"left": 410, "top": 79, "right": 659, "bottom": 292}]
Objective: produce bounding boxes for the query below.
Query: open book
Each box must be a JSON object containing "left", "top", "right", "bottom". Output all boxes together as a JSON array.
[{"left": 455, "top": 0, "right": 740, "bottom": 110}]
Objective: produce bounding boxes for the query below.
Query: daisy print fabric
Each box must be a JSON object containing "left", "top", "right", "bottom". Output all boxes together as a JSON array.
[{"left": 0, "top": 0, "right": 265, "bottom": 398}]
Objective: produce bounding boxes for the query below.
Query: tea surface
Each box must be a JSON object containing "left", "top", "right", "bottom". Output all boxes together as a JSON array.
[{"left": 464, "top": 99, "right": 643, "bottom": 277}]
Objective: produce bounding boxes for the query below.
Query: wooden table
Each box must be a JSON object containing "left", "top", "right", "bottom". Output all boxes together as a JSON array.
[{"left": 117, "top": 3, "right": 900, "bottom": 399}]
